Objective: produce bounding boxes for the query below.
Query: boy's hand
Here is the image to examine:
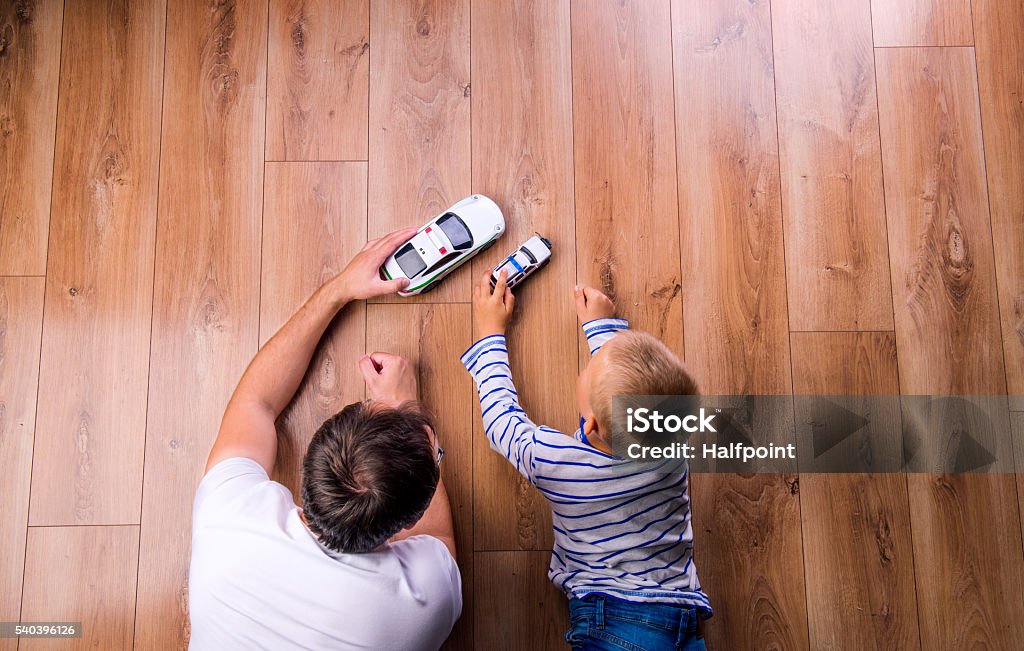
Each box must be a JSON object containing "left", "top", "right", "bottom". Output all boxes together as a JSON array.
[
  {"left": 474, "top": 270, "right": 515, "bottom": 337},
  {"left": 359, "top": 352, "right": 418, "bottom": 405},
  {"left": 575, "top": 285, "right": 616, "bottom": 323}
]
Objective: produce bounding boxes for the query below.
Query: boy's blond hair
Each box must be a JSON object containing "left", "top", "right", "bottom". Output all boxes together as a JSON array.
[{"left": 591, "top": 331, "right": 698, "bottom": 438}]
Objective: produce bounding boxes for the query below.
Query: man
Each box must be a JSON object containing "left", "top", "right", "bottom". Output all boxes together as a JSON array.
[{"left": 188, "top": 229, "right": 461, "bottom": 650}]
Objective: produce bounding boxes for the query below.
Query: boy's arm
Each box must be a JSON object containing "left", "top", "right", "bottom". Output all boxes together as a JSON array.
[
  {"left": 574, "top": 285, "right": 627, "bottom": 356},
  {"left": 467, "top": 271, "right": 540, "bottom": 481},
  {"left": 461, "top": 334, "right": 538, "bottom": 480},
  {"left": 582, "top": 317, "right": 630, "bottom": 356}
]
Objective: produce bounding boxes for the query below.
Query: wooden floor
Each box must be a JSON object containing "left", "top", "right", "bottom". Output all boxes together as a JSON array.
[{"left": 1, "top": 0, "right": 1022, "bottom": 648}]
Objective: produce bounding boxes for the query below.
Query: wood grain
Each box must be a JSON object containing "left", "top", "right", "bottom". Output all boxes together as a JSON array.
[
  {"left": 1013, "top": 411, "right": 1024, "bottom": 548},
  {"left": 367, "top": 0, "right": 471, "bottom": 303},
  {"left": 0, "top": 0, "right": 62, "bottom": 275},
  {"left": 870, "top": 0, "right": 973, "bottom": 46},
  {"left": 0, "top": 278, "right": 44, "bottom": 648},
  {"left": 267, "top": 0, "right": 369, "bottom": 161},
  {"left": 672, "top": 0, "right": 791, "bottom": 397},
  {"left": 791, "top": 331, "right": 920, "bottom": 650},
  {"left": 260, "top": 162, "right": 367, "bottom": 494},
  {"left": 772, "top": 0, "right": 893, "bottom": 331},
  {"left": 30, "top": 0, "right": 164, "bottom": 526},
  {"left": 672, "top": 1, "right": 807, "bottom": 648},
  {"left": 20, "top": 526, "right": 140, "bottom": 651},
  {"left": 470, "top": 0, "right": 575, "bottom": 552},
  {"left": 876, "top": 46, "right": 1024, "bottom": 649},
  {"left": 134, "top": 1, "right": 267, "bottom": 647},
  {"left": 875, "top": 47, "right": 1005, "bottom": 397},
  {"left": 366, "top": 304, "right": 473, "bottom": 650},
  {"left": 905, "top": 473, "right": 1024, "bottom": 647},
  {"left": 973, "top": 0, "right": 1024, "bottom": 410},
  {"left": 474, "top": 551, "right": 568, "bottom": 651},
  {"left": 571, "top": 0, "right": 682, "bottom": 354}
]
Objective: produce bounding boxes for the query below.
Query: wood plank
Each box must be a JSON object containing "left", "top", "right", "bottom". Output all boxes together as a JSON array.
[
  {"left": 470, "top": 0, "right": 575, "bottom": 551},
  {"left": 876, "top": 46, "right": 1024, "bottom": 648},
  {"left": 1013, "top": 411, "right": 1024, "bottom": 549},
  {"left": 791, "top": 331, "right": 920, "bottom": 650},
  {"left": 875, "top": 47, "right": 1004, "bottom": 397},
  {"left": 134, "top": 1, "right": 268, "bottom": 647},
  {"left": 571, "top": 0, "right": 682, "bottom": 354},
  {"left": 671, "top": 1, "right": 807, "bottom": 648},
  {"left": 474, "top": 551, "right": 567, "bottom": 651},
  {"left": 30, "top": 0, "right": 164, "bottom": 526},
  {"left": 772, "top": 0, "right": 893, "bottom": 331},
  {"left": 20, "top": 525, "right": 140, "bottom": 651},
  {"left": 366, "top": 304, "right": 473, "bottom": 650},
  {"left": 367, "top": 0, "right": 470, "bottom": 303},
  {"left": 1014, "top": 411, "right": 1024, "bottom": 565},
  {"left": 973, "top": 0, "right": 1024, "bottom": 410},
  {"left": 0, "top": 278, "right": 44, "bottom": 648},
  {"left": 266, "top": 0, "right": 369, "bottom": 161},
  {"left": 870, "top": 0, "right": 973, "bottom": 47},
  {"left": 261, "top": 161, "right": 367, "bottom": 494},
  {"left": 0, "top": 0, "right": 62, "bottom": 275}
]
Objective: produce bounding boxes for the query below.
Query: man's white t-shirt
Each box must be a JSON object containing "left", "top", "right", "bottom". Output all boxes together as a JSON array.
[{"left": 188, "top": 457, "right": 462, "bottom": 650}]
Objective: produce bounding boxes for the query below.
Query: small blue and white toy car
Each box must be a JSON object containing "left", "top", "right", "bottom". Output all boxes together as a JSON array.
[
  {"left": 490, "top": 234, "right": 552, "bottom": 291},
  {"left": 381, "top": 195, "right": 506, "bottom": 296}
]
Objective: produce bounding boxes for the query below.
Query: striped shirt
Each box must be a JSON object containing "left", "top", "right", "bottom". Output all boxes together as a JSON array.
[{"left": 461, "top": 318, "right": 711, "bottom": 615}]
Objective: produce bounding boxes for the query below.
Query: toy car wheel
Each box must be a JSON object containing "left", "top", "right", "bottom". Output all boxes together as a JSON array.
[{"left": 419, "top": 278, "right": 441, "bottom": 294}]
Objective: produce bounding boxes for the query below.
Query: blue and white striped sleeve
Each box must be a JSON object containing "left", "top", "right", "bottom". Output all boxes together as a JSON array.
[
  {"left": 460, "top": 335, "right": 537, "bottom": 482},
  {"left": 582, "top": 318, "right": 629, "bottom": 356}
]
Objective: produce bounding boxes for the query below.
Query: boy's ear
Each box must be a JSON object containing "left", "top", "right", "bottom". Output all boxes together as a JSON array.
[{"left": 582, "top": 415, "right": 598, "bottom": 437}]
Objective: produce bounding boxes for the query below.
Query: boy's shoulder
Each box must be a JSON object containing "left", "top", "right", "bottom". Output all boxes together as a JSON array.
[{"left": 530, "top": 427, "right": 626, "bottom": 472}]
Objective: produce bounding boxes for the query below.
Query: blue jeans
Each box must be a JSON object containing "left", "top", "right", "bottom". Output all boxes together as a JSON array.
[{"left": 566, "top": 594, "right": 707, "bottom": 651}]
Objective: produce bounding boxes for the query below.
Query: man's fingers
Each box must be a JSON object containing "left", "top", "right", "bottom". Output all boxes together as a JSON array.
[
  {"left": 370, "top": 227, "right": 418, "bottom": 266},
  {"left": 358, "top": 355, "right": 379, "bottom": 383},
  {"left": 369, "top": 352, "right": 396, "bottom": 369},
  {"left": 376, "top": 227, "right": 417, "bottom": 252},
  {"left": 382, "top": 277, "right": 410, "bottom": 294}
]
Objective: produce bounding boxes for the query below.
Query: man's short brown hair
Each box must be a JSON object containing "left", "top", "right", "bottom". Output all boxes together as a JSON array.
[
  {"left": 591, "top": 331, "right": 699, "bottom": 442},
  {"left": 301, "top": 401, "right": 439, "bottom": 553}
]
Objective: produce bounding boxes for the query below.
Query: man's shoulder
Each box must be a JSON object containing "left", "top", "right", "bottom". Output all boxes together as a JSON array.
[{"left": 193, "top": 457, "right": 293, "bottom": 527}]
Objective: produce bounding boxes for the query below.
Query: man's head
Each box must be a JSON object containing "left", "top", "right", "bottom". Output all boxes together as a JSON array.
[
  {"left": 301, "top": 401, "right": 439, "bottom": 553},
  {"left": 577, "top": 331, "right": 699, "bottom": 449}
]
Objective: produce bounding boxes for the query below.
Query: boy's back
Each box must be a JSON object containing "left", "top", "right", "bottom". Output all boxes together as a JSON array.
[{"left": 461, "top": 307, "right": 711, "bottom": 617}]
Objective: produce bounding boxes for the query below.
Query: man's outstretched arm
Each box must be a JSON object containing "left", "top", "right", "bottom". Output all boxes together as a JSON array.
[{"left": 205, "top": 228, "right": 416, "bottom": 475}]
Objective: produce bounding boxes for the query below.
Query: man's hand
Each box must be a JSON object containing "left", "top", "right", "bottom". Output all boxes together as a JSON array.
[
  {"left": 473, "top": 270, "right": 515, "bottom": 337},
  {"left": 331, "top": 227, "right": 418, "bottom": 302},
  {"left": 575, "top": 285, "right": 616, "bottom": 323},
  {"left": 359, "top": 352, "right": 418, "bottom": 405}
]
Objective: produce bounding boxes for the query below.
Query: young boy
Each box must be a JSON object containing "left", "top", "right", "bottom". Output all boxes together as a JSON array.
[{"left": 463, "top": 271, "right": 710, "bottom": 650}]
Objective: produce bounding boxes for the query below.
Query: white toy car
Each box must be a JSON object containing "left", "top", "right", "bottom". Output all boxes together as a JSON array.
[
  {"left": 490, "top": 234, "right": 552, "bottom": 291},
  {"left": 381, "top": 195, "right": 506, "bottom": 296}
]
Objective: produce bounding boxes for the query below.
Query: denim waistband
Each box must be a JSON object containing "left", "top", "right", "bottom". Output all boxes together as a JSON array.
[{"left": 569, "top": 593, "right": 701, "bottom": 633}]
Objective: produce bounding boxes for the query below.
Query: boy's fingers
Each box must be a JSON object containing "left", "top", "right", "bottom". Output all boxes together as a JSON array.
[
  {"left": 583, "top": 286, "right": 606, "bottom": 303},
  {"left": 493, "top": 269, "right": 508, "bottom": 298},
  {"left": 574, "top": 285, "right": 588, "bottom": 311},
  {"left": 505, "top": 288, "right": 515, "bottom": 311}
]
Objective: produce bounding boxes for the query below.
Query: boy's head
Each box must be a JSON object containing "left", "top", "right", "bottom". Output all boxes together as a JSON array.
[
  {"left": 301, "top": 400, "right": 440, "bottom": 553},
  {"left": 577, "top": 331, "right": 698, "bottom": 450}
]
